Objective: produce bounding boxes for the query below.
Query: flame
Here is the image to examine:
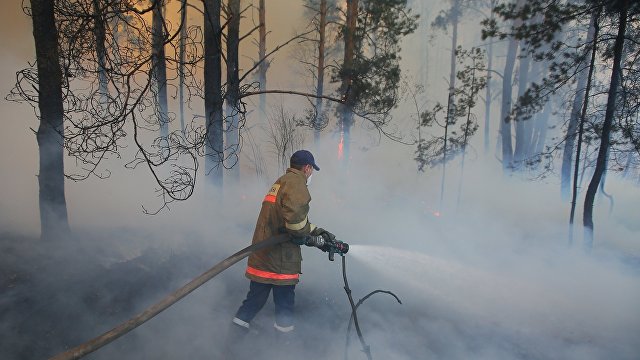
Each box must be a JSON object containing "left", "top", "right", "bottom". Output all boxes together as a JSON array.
[{"left": 433, "top": 211, "right": 441, "bottom": 217}]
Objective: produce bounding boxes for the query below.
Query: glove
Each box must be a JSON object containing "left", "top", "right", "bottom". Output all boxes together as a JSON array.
[
  {"left": 304, "top": 235, "right": 327, "bottom": 249},
  {"left": 311, "top": 227, "right": 336, "bottom": 241},
  {"left": 306, "top": 232, "right": 350, "bottom": 261}
]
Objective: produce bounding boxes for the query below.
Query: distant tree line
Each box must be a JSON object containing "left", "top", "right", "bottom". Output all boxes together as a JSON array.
[{"left": 414, "top": 0, "right": 639, "bottom": 249}]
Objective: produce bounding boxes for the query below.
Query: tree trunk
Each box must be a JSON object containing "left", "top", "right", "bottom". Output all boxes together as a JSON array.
[
  {"left": 483, "top": 0, "right": 496, "bottom": 154},
  {"left": 457, "top": 63, "right": 477, "bottom": 210},
  {"left": 314, "top": 0, "right": 327, "bottom": 144},
  {"left": 225, "top": 0, "right": 241, "bottom": 180},
  {"left": 93, "top": 0, "right": 108, "bottom": 103},
  {"left": 583, "top": 1, "right": 627, "bottom": 251},
  {"left": 152, "top": 0, "right": 169, "bottom": 138},
  {"left": 500, "top": 38, "right": 518, "bottom": 172},
  {"left": 440, "top": 0, "right": 460, "bottom": 209},
  {"left": 258, "top": 0, "right": 267, "bottom": 116},
  {"left": 179, "top": 0, "right": 187, "bottom": 134},
  {"left": 338, "top": 0, "right": 358, "bottom": 165},
  {"left": 526, "top": 57, "right": 543, "bottom": 162},
  {"left": 420, "top": 0, "right": 430, "bottom": 92},
  {"left": 31, "top": 0, "right": 70, "bottom": 239},
  {"left": 513, "top": 42, "right": 530, "bottom": 168},
  {"left": 204, "top": 0, "right": 223, "bottom": 189},
  {"left": 622, "top": 151, "right": 634, "bottom": 179},
  {"left": 562, "top": 12, "right": 597, "bottom": 200},
  {"left": 531, "top": 98, "right": 550, "bottom": 160},
  {"left": 499, "top": 0, "right": 524, "bottom": 173}
]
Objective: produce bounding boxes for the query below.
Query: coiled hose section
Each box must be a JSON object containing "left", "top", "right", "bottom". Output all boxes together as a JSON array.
[{"left": 341, "top": 255, "right": 402, "bottom": 360}]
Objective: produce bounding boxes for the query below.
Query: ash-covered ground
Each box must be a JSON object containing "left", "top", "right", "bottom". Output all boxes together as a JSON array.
[{"left": 2, "top": 226, "right": 639, "bottom": 360}]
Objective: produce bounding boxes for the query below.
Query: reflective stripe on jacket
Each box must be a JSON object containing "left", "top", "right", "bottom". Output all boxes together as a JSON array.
[{"left": 246, "top": 168, "right": 315, "bottom": 285}]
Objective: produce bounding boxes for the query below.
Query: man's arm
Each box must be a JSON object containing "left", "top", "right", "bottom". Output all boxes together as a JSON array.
[{"left": 280, "top": 180, "right": 314, "bottom": 237}]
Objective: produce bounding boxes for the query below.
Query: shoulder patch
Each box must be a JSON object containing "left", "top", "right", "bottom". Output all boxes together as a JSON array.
[{"left": 264, "top": 183, "right": 280, "bottom": 203}]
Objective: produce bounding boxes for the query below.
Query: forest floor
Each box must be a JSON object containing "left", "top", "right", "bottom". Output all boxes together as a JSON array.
[
  {"left": 2, "top": 229, "right": 639, "bottom": 360},
  {"left": 0, "top": 230, "right": 350, "bottom": 360},
  {"left": 0, "top": 229, "right": 214, "bottom": 359}
]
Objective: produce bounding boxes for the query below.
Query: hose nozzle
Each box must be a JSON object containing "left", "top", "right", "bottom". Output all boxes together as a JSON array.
[{"left": 328, "top": 239, "right": 349, "bottom": 261}]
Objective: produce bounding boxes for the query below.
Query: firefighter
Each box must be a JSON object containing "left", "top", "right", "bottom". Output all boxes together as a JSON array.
[{"left": 229, "top": 150, "right": 336, "bottom": 345}]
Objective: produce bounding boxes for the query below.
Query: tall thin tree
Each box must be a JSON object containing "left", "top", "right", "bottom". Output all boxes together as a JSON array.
[
  {"left": 569, "top": 7, "right": 600, "bottom": 247},
  {"left": 152, "top": 0, "right": 169, "bottom": 138},
  {"left": 204, "top": 0, "right": 224, "bottom": 189},
  {"left": 338, "top": 0, "right": 358, "bottom": 165},
  {"left": 561, "top": 12, "right": 598, "bottom": 199},
  {"left": 498, "top": 0, "right": 524, "bottom": 172},
  {"left": 440, "top": 0, "right": 461, "bottom": 209},
  {"left": 30, "top": 0, "right": 70, "bottom": 239},
  {"left": 483, "top": 0, "right": 497, "bottom": 154},
  {"left": 225, "top": 0, "right": 241, "bottom": 180},
  {"left": 512, "top": 42, "right": 531, "bottom": 168},
  {"left": 258, "top": 0, "right": 267, "bottom": 115},
  {"left": 314, "top": 0, "right": 327, "bottom": 144},
  {"left": 583, "top": 0, "right": 628, "bottom": 251},
  {"left": 179, "top": 0, "right": 188, "bottom": 134},
  {"left": 93, "top": 0, "right": 108, "bottom": 103}
]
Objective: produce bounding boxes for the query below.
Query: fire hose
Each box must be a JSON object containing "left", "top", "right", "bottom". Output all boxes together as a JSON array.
[
  {"left": 49, "top": 234, "right": 400, "bottom": 360},
  {"left": 49, "top": 234, "right": 291, "bottom": 360}
]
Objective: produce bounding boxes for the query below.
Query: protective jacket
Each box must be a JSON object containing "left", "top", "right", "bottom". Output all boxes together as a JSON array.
[{"left": 246, "top": 168, "right": 316, "bottom": 285}]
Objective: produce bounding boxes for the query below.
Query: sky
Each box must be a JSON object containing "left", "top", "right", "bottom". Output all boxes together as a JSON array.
[{"left": 1, "top": 1, "right": 639, "bottom": 359}]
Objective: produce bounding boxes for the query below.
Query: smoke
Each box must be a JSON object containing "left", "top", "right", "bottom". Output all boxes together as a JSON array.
[
  {"left": 1, "top": 1, "right": 639, "bottom": 359},
  {"left": 2, "top": 93, "right": 639, "bottom": 360},
  {"left": 71, "top": 149, "right": 636, "bottom": 360},
  {"left": 295, "top": 147, "right": 639, "bottom": 360}
]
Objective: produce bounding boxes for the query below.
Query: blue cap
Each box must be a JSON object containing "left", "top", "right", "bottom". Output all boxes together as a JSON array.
[{"left": 291, "top": 150, "right": 320, "bottom": 171}]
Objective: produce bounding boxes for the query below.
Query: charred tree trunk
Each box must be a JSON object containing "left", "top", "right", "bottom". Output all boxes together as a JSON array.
[
  {"left": 179, "top": 0, "right": 188, "bottom": 134},
  {"left": 31, "top": 0, "right": 70, "bottom": 239},
  {"left": 583, "top": 1, "right": 627, "bottom": 251},
  {"left": 152, "top": 0, "right": 169, "bottom": 138},
  {"left": 314, "top": 0, "right": 327, "bottom": 144},
  {"left": 225, "top": 0, "right": 241, "bottom": 180},
  {"left": 204, "top": 0, "right": 224, "bottom": 189},
  {"left": 92, "top": 0, "right": 108, "bottom": 103},
  {"left": 338, "top": 0, "right": 358, "bottom": 166}
]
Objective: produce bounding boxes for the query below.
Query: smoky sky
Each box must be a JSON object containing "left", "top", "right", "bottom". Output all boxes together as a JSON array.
[{"left": 1, "top": 1, "right": 639, "bottom": 359}]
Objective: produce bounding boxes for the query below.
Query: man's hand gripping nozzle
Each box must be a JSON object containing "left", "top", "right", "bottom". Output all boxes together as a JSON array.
[{"left": 304, "top": 229, "right": 350, "bottom": 261}]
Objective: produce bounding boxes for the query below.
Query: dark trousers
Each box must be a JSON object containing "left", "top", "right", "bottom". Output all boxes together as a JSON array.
[{"left": 235, "top": 281, "right": 295, "bottom": 329}]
